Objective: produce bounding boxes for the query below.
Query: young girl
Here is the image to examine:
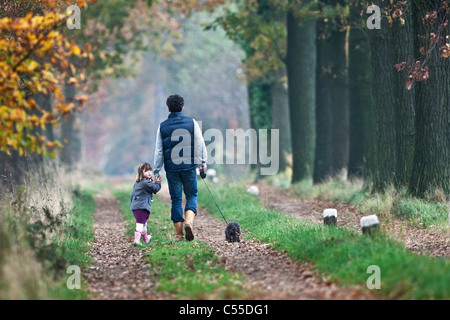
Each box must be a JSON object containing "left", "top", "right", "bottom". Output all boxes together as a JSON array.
[{"left": 130, "top": 162, "right": 161, "bottom": 246}]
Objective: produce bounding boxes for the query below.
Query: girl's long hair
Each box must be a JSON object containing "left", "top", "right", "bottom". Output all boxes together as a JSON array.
[{"left": 135, "top": 162, "right": 152, "bottom": 182}]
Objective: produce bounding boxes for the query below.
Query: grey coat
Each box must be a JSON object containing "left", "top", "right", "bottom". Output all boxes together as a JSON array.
[{"left": 130, "top": 179, "right": 161, "bottom": 213}]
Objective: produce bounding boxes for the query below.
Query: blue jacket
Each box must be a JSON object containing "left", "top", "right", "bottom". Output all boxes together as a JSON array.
[
  {"left": 130, "top": 179, "right": 161, "bottom": 213},
  {"left": 153, "top": 112, "right": 207, "bottom": 175}
]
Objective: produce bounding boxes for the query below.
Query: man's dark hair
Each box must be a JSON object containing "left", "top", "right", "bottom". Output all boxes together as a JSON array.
[{"left": 166, "top": 94, "right": 184, "bottom": 112}]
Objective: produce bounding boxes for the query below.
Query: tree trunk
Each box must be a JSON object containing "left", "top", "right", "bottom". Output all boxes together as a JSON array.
[
  {"left": 270, "top": 65, "right": 291, "bottom": 173},
  {"left": 268, "top": 5, "right": 291, "bottom": 174},
  {"left": 391, "top": 11, "right": 416, "bottom": 188},
  {"left": 60, "top": 81, "right": 81, "bottom": 169},
  {"left": 328, "top": 22, "right": 349, "bottom": 178},
  {"left": 314, "top": 23, "right": 333, "bottom": 183},
  {"left": 314, "top": 0, "right": 349, "bottom": 182},
  {"left": 409, "top": 0, "right": 450, "bottom": 196},
  {"left": 348, "top": 7, "right": 372, "bottom": 179},
  {"left": 0, "top": 150, "right": 25, "bottom": 194},
  {"left": 35, "top": 92, "right": 55, "bottom": 142},
  {"left": 286, "top": 11, "right": 317, "bottom": 183},
  {"left": 247, "top": 79, "right": 272, "bottom": 180},
  {"left": 367, "top": 7, "right": 397, "bottom": 191}
]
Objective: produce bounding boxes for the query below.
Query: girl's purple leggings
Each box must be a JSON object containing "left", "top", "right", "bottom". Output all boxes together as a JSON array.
[{"left": 133, "top": 210, "right": 150, "bottom": 224}]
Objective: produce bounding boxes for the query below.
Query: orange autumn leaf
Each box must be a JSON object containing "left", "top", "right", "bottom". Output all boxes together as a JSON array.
[
  {"left": 75, "top": 95, "right": 89, "bottom": 105},
  {"left": 60, "top": 60, "right": 70, "bottom": 69},
  {"left": 70, "top": 44, "right": 81, "bottom": 55},
  {"left": 45, "top": 141, "right": 57, "bottom": 149}
]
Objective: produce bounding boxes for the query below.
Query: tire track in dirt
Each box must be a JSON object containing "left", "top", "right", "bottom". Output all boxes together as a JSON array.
[
  {"left": 86, "top": 189, "right": 170, "bottom": 300},
  {"left": 159, "top": 184, "right": 379, "bottom": 300}
]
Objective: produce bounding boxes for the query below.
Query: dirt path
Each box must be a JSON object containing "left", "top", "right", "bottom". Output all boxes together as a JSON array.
[
  {"left": 85, "top": 189, "right": 170, "bottom": 300},
  {"left": 84, "top": 179, "right": 446, "bottom": 300},
  {"left": 159, "top": 185, "right": 379, "bottom": 300},
  {"left": 85, "top": 182, "right": 379, "bottom": 300},
  {"left": 255, "top": 181, "right": 450, "bottom": 258}
]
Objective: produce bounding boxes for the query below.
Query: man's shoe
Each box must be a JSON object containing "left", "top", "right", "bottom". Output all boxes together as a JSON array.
[
  {"left": 184, "top": 210, "right": 195, "bottom": 241},
  {"left": 174, "top": 222, "right": 184, "bottom": 241}
]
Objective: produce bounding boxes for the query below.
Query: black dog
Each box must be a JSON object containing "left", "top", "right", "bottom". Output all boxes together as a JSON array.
[{"left": 225, "top": 221, "right": 241, "bottom": 243}]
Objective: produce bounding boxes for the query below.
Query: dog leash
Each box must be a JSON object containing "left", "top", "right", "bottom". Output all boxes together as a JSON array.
[{"left": 201, "top": 177, "right": 228, "bottom": 225}]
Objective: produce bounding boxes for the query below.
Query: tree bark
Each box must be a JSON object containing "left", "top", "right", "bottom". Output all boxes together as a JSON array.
[
  {"left": 0, "top": 150, "right": 25, "bottom": 195},
  {"left": 268, "top": 5, "right": 291, "bottom": 173},
  {"left": 286, "top": 11, "right": 317, "bottom": 183},
  {"left": 314, "top": 0, "right": 349, "bottom": 182},
  {"left": 247, "top": 79, "right": 272, "bottom": 180},
  {"left": 348, "top": 2, "right": 372, "bottom": 180},
  {"left": 391, "top": 10, "right": 416, "bottom": 188},
  {"left": 367, "top": 7, "right": 397, "bottom": 191},
  {"left": 329, "top": 23, "right": 349, "bottom": 178},
  {"left": 270, "top": 65, "right": 291, "bottom": 173},
  {"left": 35, "top": 92, "right": 54, "bottom": 142},
  {"left": 60, "top": 81, "right": 81, "bottom": 169},
  {"left": 314, "top": 22, "right": 333, "bottom": 183},
  {"left": 409, "top": 0, "right": 450, "bottom": 196}
]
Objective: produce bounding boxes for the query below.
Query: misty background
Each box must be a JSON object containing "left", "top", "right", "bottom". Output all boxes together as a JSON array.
[{"left": 82, "top": 12, "right": 250, "bottom": 179}]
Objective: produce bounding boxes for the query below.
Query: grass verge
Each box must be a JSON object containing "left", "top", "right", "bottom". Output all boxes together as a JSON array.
[
  {"left": 289, "top": 177, "right": 449, "bottom": 230},
  {"left": 113, "top": 186, "right": 247, "bottom": 300},
  {"left": 47, "top": 187, "right": 97, "bottom": 299},
  {"left": 198, "top": 181, "right": 450, "bottom": 300}
]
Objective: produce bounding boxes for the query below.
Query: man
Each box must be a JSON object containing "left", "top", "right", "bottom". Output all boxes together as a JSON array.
[{"left": 153, "top": 94, "right": 207, "bottom": 241}]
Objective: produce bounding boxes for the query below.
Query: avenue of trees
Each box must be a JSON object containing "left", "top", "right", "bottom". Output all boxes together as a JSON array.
[
  {"left": 1, "top": 0, "right": 449, "bottom": 200},
  {"left": 212, "top": 0, "right": 450, "bottom": 198}
]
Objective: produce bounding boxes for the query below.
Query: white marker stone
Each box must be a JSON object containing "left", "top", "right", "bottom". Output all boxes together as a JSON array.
[
  {"left": 323, "top": 208, "right": 337, "bottom": 226},
  {"left": 360, "top": 215, "right": 380, "bottom": 235},
  {"left": 247, "top": 185, "right": 259, "bottom": 196}
]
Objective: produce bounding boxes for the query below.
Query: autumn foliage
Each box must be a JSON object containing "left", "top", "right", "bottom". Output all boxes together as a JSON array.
[
  {"left": 385, "top": 1, "right": 450, "bottom": 90},
  {"left": 0, "top": 0, "right": 94, "bottom": 157}
]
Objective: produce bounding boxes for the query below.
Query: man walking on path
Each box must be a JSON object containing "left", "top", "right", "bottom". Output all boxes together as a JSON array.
[{"left": 153, "top": 94, "right": 207, "bottom": 241}]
